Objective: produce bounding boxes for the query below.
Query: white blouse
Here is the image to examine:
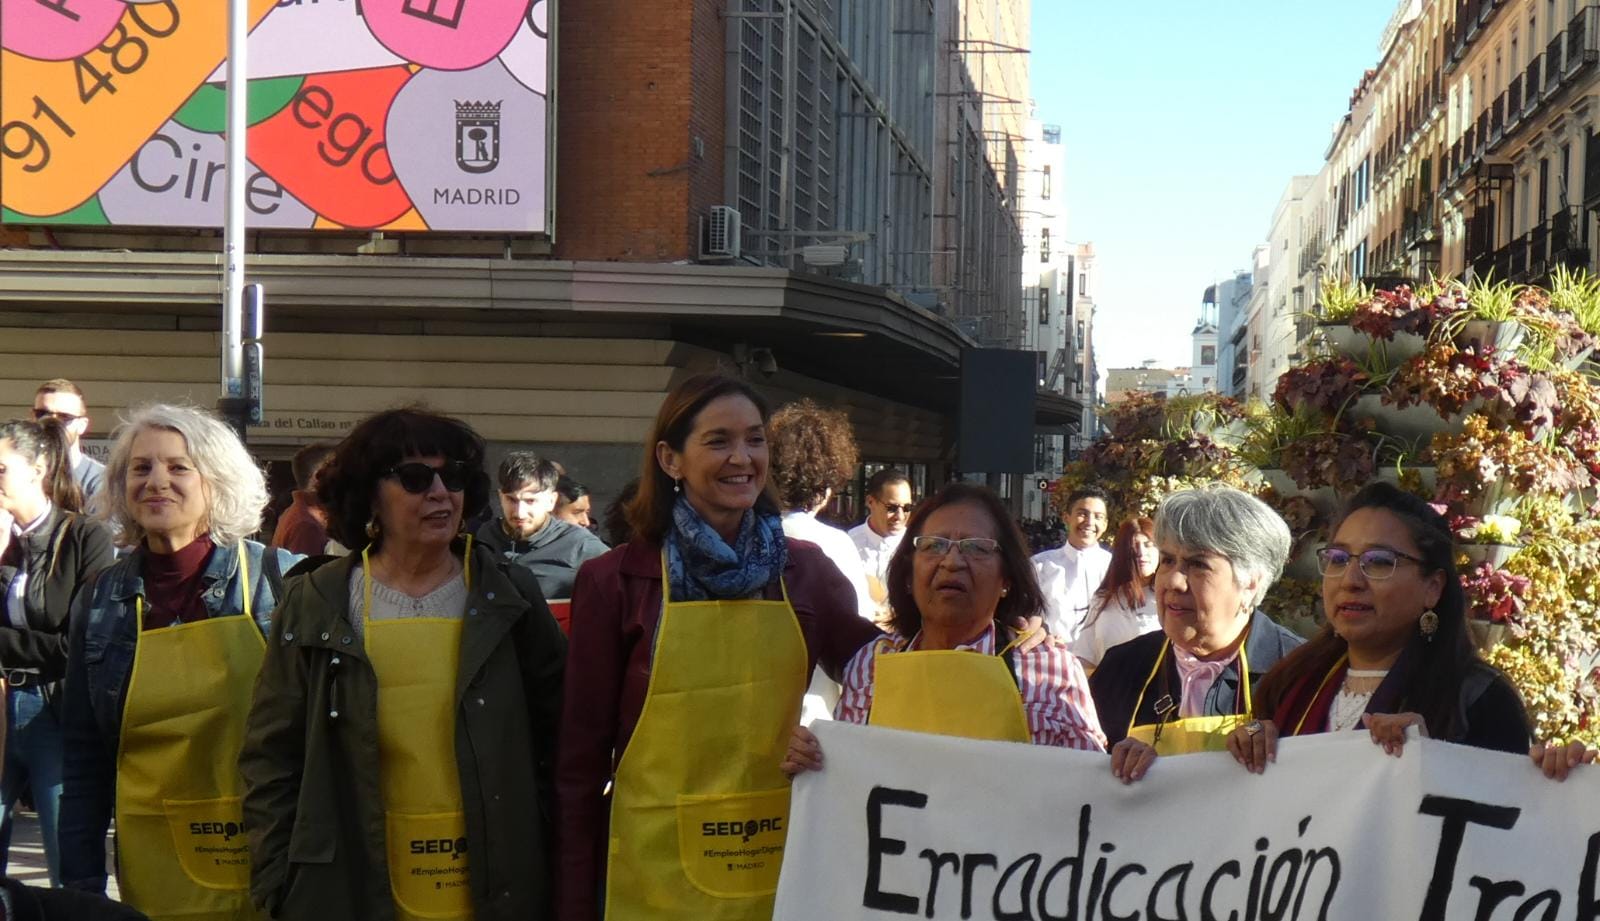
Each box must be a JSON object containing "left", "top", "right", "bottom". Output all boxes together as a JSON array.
[{"left": 1071, "top": 591, "right": 1161, "bottom": 667}]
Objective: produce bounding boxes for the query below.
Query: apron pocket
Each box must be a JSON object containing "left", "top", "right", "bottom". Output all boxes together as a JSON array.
[
  {"left": 385, "top": 810, "right": 473, "bottom": 919},
  {"left": 1130, "top": 713, "right": 1252, "bottom": 755},
  {"left": 161, "top": 797, "right": 253, "bottom": 891},
  {"left": 675, "top": 787, "right": 791, "bottom": 899}
]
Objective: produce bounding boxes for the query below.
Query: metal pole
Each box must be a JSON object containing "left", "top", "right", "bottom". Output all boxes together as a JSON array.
[{"left": 219, "top": 0, "right": 250, "bottom": 439}]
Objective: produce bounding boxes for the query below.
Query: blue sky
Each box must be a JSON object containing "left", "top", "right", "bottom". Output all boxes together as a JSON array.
[{"left": 1032, "top": 0, "right": 1399, "bottom": 374}]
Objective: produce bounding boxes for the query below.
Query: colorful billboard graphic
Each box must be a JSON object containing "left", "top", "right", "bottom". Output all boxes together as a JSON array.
[{"left": 0, "top": 0, "right": 549, "bottom": 233}]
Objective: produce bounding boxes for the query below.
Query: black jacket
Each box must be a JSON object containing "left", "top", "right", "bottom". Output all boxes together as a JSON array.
[
  {"left": 1090, "top": 609, "right": 1304, "bottom": 745},
  {"left": 1, "top": 877, "right": 146, "bottom": 921},
  {"left": 475, "top": 517, "right": 608, "bottom": 602},
  {"left": 0, "top": 508, "right": 116, "bottom": 685}
]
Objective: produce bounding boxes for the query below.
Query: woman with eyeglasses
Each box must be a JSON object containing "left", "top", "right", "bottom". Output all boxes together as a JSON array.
[
  {"left": 1228, "top": 482, "right": 1531, "bottom": 773},
  {"left": 0, "top": 418, "right": 116, "bottom": 885},
  {"left": 782, "top": 482, "right": 1104, "bottom": 776},
  {"left": 57, "top": 404, "right": 299, "bottom": 917},
  {"left": 1088, "top": 485, "right": 1303, "bottom": 783},
  {"left": 239, "top": 409, "right": 565, "bottom": 921}
]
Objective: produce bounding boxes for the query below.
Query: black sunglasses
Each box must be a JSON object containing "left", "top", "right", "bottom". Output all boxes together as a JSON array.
[
  {"left": 385, "top": 461, "right": 471, "bottom": 494},
  {"left": 32, "top": 408, "right": 80, "bottom": 423}
]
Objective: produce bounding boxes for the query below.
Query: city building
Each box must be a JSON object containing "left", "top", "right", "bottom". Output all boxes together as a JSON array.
[
  {"left": 0, "top": 0, "right": 1072, "bottom": 513},
  {"left": 1208, "top": 269, "right": 1254, "bottom": 399},
  {"left": 1254, "top": 176, "right": 1313, "bottom": 398},
  {"left": 1277, "top": 0, "right": 1600, "bottom": 331},
  {"left": 1190, "top": 304, "right": 1220, "bottom": 394},
  {"left": 1105, "top": 362, "right": 1190, "bottom": 403}
]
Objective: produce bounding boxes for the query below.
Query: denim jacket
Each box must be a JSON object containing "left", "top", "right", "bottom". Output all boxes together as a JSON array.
[{"left": 58, "top": 538, "right": 301, "bottom": 892}]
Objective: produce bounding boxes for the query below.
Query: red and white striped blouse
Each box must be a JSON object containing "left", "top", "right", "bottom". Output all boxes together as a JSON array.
[{"left": 833, "top": 625, "right": 1107, "bottom": 751}]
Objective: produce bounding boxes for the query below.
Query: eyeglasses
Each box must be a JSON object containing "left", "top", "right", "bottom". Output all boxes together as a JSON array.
[
  {"left": 1315, "top": 547, "right": 1425, "bottom": 581},
  {"left": 881, "top": 503, "right": 915, "bottom": 515},
  {"left": 385, "top": 461, "right": 471, "bottom": 494},
  {"left": 912, "top": 536, "right": 1000, "bottom": 560},
  {"left": 32, "top": 408, "right": 80, "bottom": 424}
]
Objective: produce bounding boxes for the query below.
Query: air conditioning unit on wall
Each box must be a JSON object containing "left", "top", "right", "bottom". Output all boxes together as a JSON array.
[{"left": 701, "top": 206, "right": 741, "bottom": 261}]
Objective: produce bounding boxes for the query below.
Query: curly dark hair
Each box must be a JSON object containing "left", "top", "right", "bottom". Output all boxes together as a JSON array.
[
  {"left": 884, "top": 483, "right": 1045, "bottom": 638},
  {"left": 317, "top": 407, "right": 491, "bottom": 551},
  {"left": 768, "top": 399, "right": 859, "bottom": 511}
]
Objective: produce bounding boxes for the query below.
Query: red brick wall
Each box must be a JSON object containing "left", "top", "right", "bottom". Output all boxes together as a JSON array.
[{"left": 554, "top": 0, "right": 726, "bottom": 262}]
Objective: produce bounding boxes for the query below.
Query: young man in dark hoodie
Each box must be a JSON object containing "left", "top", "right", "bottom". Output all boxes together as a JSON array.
[{"left": 474, "top": 452, "right": 608, "bottom": 629}]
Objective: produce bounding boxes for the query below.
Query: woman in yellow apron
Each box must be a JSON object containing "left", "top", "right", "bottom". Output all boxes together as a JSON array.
[
  {"left": 782, "top": 482, "right": 1105, "bottom": 774},
  {"left": 1085, "top": 486, "right": 1302, "bottom": 783},
  {"left": 57, "top": 404, "right": 299, "bottom": 919},
  {"left": 556, "top": 374, "right": 883, "bottom": 921},
  {"left": 239, "top": 408, "right": 565, "bottom": 921}
]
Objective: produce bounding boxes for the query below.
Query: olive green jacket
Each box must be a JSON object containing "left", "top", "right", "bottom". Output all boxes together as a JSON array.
[{"left": 239, "top": 543, "right": 565, "bottom": 921}]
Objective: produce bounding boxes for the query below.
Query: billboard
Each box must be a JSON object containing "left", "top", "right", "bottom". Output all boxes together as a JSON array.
[{"left": 0, "top": 0, "right": 549, "bottom": 233}]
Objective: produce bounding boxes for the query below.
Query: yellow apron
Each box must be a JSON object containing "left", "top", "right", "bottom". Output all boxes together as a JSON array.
[
  {"left": 115, "top": 547, "right": 266, "bottom": 921},
  {"left": 1125, "top": 638, "right": 1252, "bottom": 755},
  {"left": 363, "top": 545, "right": 474, "bottom": 921},
  {"left": 866, "top": 630, "right": 1031, "bottom": 743},
  {"left": 602, "top": 555, "right": 808, "bottom": 921}
]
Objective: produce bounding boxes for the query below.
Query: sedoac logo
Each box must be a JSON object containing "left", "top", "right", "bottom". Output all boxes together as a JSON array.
[
  {"left": 190, "top": 820, "right": 246, "bottom": 841},
  {"left": 702, "top": 817, "right": 784, "bottom": 843},
  {"left": 410, "top": 836, "right": 470, "bottom": 861}
]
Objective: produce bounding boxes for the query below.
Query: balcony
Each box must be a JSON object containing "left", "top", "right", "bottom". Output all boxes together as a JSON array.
[
  {"left": 1468, "top": 207, "right": 1589, "bottom": 283},
  {"left": 1489, "top": 92, "right": 1505, "bottom": 145},
  {"left": 1526, "top": 54, "right": 1543, "bottom": 112},
  {"left": 1449, "top": 0, "right": 1509, "bottom": 69},
  {"left": 1548, "top": 33, "right": 1565, "bottom": 90},
  {"left": 1567, "top": 7, "right": 1599, "bottom": 77},
  {"left": 1506, "top": 75, "right": 1523, "bottom": 128}
]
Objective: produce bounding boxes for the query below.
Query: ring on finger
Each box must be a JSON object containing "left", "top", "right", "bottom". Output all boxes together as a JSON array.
[{"left": 1244, "top": 720, "right": 1264, "bottom": 737}]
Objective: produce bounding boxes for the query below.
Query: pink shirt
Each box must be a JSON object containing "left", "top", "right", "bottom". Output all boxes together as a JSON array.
[
  {"left": 1172, "top": 644, "right": 1237, "bottom": 718},
  {"left": 834, "top": 624, "right": 1107, "bottom": 750}
]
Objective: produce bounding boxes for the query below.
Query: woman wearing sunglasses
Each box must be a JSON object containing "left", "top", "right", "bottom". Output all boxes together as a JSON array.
[
  {"left": 240, "top": 409, "right": 565, "bottom": 921},
  {"left": 58, "top": 404, "right": 299, "bottom": 917},
  {"left": 1229, "top": 482, "right": 1531, "bottom": 773},
  {"left": 782, "top": 482, "right": 1104, "bottom": 773}
]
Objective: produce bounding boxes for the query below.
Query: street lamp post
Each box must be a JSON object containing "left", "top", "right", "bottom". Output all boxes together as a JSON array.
[{"left": 218, "top": 0, "right": 252, "bottom": 440}]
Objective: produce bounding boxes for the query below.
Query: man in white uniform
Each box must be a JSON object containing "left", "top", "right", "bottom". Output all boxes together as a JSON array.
[
  {"left": 847, "top": 468, "right": 912, "bottom": 597},
  {"left": 1032, "top": 485, "right": 1112, "bottom": 644}
]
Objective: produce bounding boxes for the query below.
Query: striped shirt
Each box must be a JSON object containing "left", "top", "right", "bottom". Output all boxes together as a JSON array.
[{"left": 834, "top": 625, "right": 1107, "bottom": 751}]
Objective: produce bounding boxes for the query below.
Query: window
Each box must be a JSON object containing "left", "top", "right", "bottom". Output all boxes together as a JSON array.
[
  {"left": 1561, "top": 142, "right": 1571, "bottom": 207},
  {"left": 1078, "top": 273, "right": 1087, "bottom": 295},
  {"left": 1038, "top": 287, "right": 1050, "bottom": 325},
  {"left": 1040, "top": 228, "right": 1051, "bottom": 263},
  {"left": 1201, "top": 345, "right": 1216, "bottom": 366},
  {"left": 1540, "top": 157, "right": 1550, "bottom": 221},
  {"left": 1041, "top": 165, "right": 1052, "bottom": 201},
  {"left": 1076, "top": 320, "right": 1086, "bottom": 349}
]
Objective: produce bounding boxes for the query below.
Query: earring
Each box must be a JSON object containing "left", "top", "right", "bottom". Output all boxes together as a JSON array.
[
  {"left": 1419, "top": 609, "right": 1439, "bottom": 642},
  {"left": 673, "top": 479, "right": 681, "bottom": 494},
  {"left": 999, "top": 587, "right": 1009, "bottom": 597},
  {"left": 365, "top": 517, "right": 381, "bottom": 540}
]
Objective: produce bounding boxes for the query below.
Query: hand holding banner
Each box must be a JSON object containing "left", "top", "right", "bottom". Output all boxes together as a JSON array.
[{"left": 775, "top": 721, "right": 1600, "bottom": 921}]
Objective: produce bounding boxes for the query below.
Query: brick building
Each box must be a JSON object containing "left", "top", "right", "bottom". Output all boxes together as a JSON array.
[{"left": 0, "top": 0, "right": 1070, "bottom": 513}]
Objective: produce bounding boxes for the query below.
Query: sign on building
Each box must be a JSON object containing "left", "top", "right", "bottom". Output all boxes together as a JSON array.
[{"left": 1, "top": 0, "right": 551, "bottom": 233}]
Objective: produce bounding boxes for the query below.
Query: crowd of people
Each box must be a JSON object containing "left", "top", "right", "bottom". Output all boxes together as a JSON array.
[{"left": 0, "top": 372, "right": 1592, "bottom": 921}]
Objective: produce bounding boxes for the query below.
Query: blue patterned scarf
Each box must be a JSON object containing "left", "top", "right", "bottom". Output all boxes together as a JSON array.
[{"left": 665, "top": 496, "right": 787, "bottom": 601}]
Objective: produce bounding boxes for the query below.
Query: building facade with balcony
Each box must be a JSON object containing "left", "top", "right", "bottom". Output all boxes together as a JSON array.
[{"left": 1438, "top": 0, "right": 1600, "bottom": 282}]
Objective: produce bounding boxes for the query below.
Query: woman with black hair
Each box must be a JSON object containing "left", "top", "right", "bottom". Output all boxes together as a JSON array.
[
  {"left": 240, "top": 408, "right": 566, "bottom": 921},
  {"left": 1229, "top": 482, "right": 1531, "bottom": 772},
  {"left": 0, "top": 418, "right": 115, "bottom": 884}
]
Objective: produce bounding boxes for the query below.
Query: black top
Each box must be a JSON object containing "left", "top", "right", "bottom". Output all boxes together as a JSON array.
[{"left": 1090, "top": 609, "right": 1304, "bottom": 745}]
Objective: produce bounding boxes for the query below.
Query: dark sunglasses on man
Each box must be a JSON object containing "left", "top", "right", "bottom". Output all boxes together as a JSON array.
[
  {"left": 385, "top": 461, "right": 471, "bottom": 494},
  {"left": 32, "top": 408, "right": 81, "bottom": 424}
]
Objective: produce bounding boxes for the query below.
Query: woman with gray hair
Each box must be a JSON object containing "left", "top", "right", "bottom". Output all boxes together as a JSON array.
[
  {"left": 1088, "top": 485, "right": 1302, "bottom": 781},
  {"left": 57, "top": 404, "right": 299, "bottom": 918}
]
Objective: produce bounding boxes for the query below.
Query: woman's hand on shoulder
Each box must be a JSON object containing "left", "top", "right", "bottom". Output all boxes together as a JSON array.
[
  {"left": 1529, "top": 739, "right": 1596, "bottom": 781},
  {"left": 1109, "top": 737, "right": 1156, "bottom": 784},
  {"left": 780, "top": 725, "right": 824, "bottom": 779},
  {"left": 1225, "top": 719, "right": 1278, "bottom": 774},
  {"left": 1002, "top": 615, "right": 1051, "bottom": 653},
  {"left": 1362, "top": 711, "right": 1427, "bottom": 756}
]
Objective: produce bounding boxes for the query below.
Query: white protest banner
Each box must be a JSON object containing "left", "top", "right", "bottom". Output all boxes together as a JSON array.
[{"left": 774, "top": 721, "right": 1600, "bottom": 921}]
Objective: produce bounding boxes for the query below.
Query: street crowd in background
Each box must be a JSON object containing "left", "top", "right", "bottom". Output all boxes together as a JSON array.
[{"left": 0, "top": 373, "right": 1594, "bottom": 921}]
